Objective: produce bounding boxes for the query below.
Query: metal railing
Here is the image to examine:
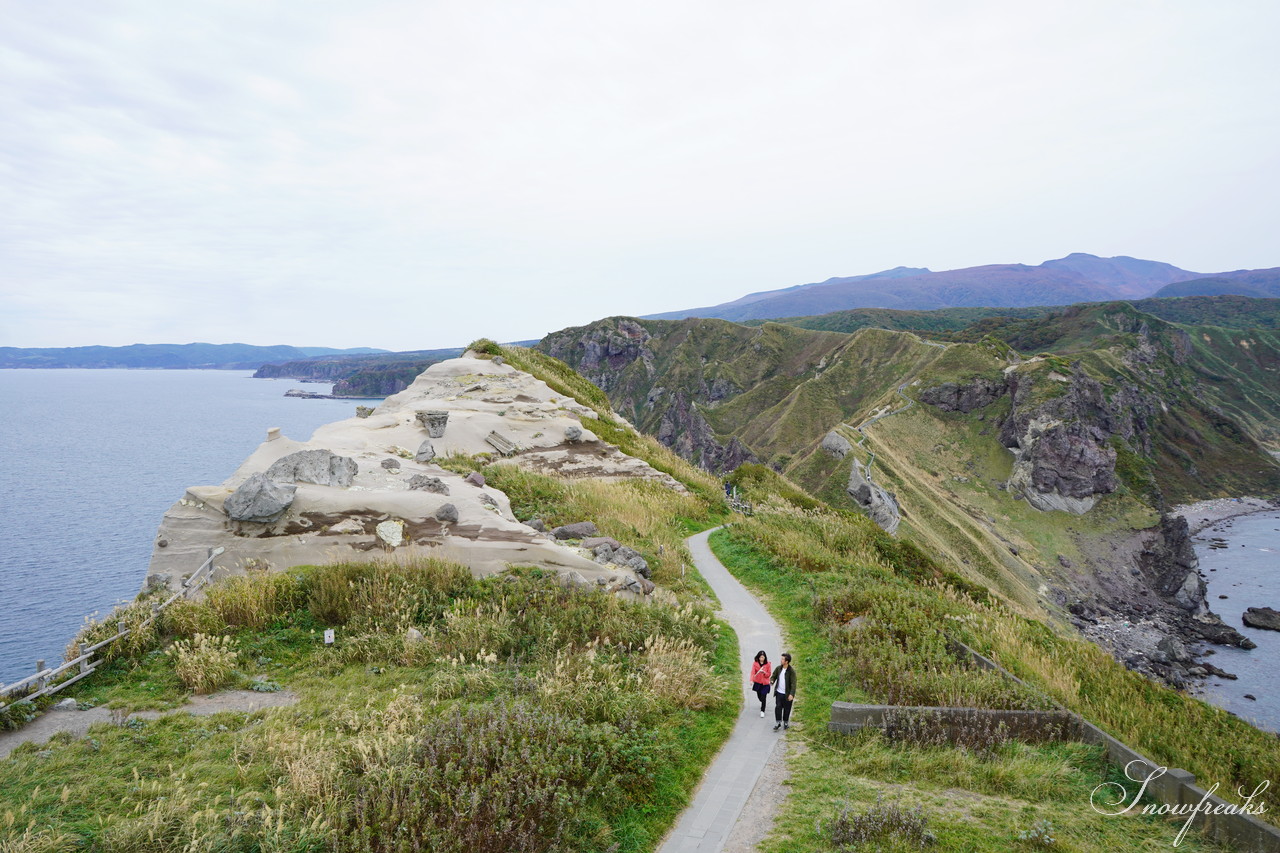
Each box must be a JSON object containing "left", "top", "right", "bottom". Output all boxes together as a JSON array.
[{"left": 0, "top": 547, "right": 223, "bottom": 713}]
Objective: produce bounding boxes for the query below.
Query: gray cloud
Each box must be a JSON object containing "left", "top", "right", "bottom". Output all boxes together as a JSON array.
[{"left": 2, "top": 1, "right": 1278, "bottom": 349}]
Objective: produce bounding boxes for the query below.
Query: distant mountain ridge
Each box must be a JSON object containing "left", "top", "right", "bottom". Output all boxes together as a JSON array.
[
  {"left": 0, "top": 342, "right": 386, "bottom": 370},
  {"left": 644, "top": 253, "right": 1276, "bottom": 322}
]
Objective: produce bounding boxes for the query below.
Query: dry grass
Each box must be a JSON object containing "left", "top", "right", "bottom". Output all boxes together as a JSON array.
[{"left": 165, "top": 633, "right": 237, "bottom": 694}]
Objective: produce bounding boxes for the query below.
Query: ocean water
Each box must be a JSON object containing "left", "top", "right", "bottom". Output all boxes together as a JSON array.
[
  {"left": 0, "top": 370, "right": 375, "bottom": 686},
  {"left": 1193, "top": 511, "right": 1280, "bottom": 733}
]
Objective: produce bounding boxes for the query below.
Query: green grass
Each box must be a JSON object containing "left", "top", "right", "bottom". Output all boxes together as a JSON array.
[
  {"left": 707, "top": 524, "right": 1239, "bottom": 851},
  {"left": 0, "top": 561, "right": 740, "bottom": 852}
]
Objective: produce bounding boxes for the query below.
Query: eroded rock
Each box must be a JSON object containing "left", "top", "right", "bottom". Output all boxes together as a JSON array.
[
  {"left": 225, "top": 473, "right": 296, "bottom": 523},
  {"left": 266, "top": 449, "right": 358, "bottom": 488}
]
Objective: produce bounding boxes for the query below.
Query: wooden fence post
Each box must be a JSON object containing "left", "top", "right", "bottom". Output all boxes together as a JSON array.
[
  {"left": 35, "top": 659, "right": 46, "bottom": 694},
  {"left": 118, "top": 620, "right": 126, "bottom": 637},
  {"left": 78, "top": 644, "right": 89, "bottom": 674}
]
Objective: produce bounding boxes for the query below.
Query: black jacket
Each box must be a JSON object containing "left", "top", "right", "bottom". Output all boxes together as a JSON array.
[{"left": 770, "top": 665, "right": 797, "bottom": 697}]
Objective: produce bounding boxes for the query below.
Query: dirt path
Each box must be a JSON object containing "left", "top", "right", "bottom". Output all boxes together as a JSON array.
[{"left": 0, "top": 690, "right": 298, "bottom": 760}]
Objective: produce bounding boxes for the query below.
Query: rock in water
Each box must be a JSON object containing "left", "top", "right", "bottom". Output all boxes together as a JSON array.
[
  {"left": 1243, "top": 607, "right": 1280, "bottom": 631},
  {"left": 415, "top": 440, "right": 436, "bottom": 463},
  {"left": 266, "top": 449, "right": 358, "bottom": 488},
  {"left": 225, "top": 473, "right": 297, "bottom": 523},
  {"left": 846, "top": 459, "right": 900, "bottom": 535},
  {"left": 821, "top": 431, "right": 852, "bottom": 459}
]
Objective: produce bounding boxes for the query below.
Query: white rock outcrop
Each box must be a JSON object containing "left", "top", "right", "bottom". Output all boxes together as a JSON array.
[{"left": 145, "top": 355, "right": 679, "bottom": 599}]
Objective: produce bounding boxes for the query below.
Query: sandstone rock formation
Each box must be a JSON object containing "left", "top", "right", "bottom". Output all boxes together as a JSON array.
[{"left": 144, "top": 355, "right": 680, "bottom": 599}]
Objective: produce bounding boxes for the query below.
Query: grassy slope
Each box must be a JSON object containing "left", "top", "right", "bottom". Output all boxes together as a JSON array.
[
  {"left": 0, "top": 347, "right": 738, "bottom": 853},
  {"left": 708, "top": 498, "right": 1275, "bottom": 851}
]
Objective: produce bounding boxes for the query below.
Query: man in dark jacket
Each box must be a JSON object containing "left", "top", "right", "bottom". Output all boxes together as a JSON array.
[{"left": 770, "top": 652, "right": 796, "bottom": 731}]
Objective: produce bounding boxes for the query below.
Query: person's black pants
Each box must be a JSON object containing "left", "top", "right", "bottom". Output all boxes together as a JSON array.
[
  {"left": 754, "top": 686, "right": 768, "bottom": 712},
  {"left": 774, "top": 694, "right": 793, "bottom": 723}
]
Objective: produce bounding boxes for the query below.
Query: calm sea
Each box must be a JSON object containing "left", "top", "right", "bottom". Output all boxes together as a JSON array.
[
  {"left": 0, "top": 370, "right": 374, "bottom": 686},
  {"left": 1194, "top": 511, "right": 1280, "bottom": 733}
]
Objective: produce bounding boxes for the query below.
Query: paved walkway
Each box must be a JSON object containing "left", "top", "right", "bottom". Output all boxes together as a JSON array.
[
  {"left": 659, "top": 528, "right": 786, "bottom": 853},
  {"left": 0, "top": 690, "right": 298, "bottom": 760}
]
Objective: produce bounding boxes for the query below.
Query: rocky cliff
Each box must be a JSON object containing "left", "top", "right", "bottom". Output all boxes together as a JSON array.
[{"left": 146, "top": 354, "right": 682, "bottom": 601}]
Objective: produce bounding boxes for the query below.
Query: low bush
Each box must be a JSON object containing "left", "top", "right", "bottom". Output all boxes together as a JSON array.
[
  {"left": 826, "top": 796, "right": 936, "bottom": 850},
  {"left": 166, "top": 633, "right": 238, "bottom": 694}
]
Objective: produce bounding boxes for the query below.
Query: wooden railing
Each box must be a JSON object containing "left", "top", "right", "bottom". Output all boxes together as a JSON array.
[{"left": 0, "top": 547, "right": 223, "bottom": 713}]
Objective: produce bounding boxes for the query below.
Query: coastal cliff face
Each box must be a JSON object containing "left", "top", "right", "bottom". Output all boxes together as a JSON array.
[
  {"left": 146, "top": 355, "right": 680, "bottom": 600},
  {"left": 538, "top": 306, "right": 1280, "bottom": 692}
]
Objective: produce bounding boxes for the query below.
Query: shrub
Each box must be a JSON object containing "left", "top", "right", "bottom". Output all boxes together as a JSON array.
[
  {"left": 166, "top": 634, "right": 238, "bottom": 694},
  {"left": 158, "top": 599, "right": 224, "bottom": 638},
  {"left": 467, "top": 337, "right": 503, "bottom": 356},
  {"left": 303, "top": 559, "right": 473, "bottom": 629},
  {"left": 205, "top": 572, "right": 302, "bottom": 630},
  {"left": 825, "top": 796, "right": 936, "bottom": 850},
  {"left": 66, "top": 599, "right": 158, "bottom": 666},
  {"left": 327, "top": 700, "right": 624, "bottom": 853}
]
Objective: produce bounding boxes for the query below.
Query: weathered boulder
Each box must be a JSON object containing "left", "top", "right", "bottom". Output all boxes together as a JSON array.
[
  {"left": 435, "top": 503, "right": 459, "bottom": 523},
  {"left": 553, "top": 521, "right": 599, "bottom": 540},
  {"left": 376, "top": 520, "right": 405, "bottom": 547},
  {"left": 355, "top": 406, "right": 374, "bottom": 419},
  {"left": 613, "top": 545, "right": 650, "bottom": 578},
  {"left": 1243, "top": 607, "right": 1280, "bottom": 631},
  {"left": 418, "top": 410, "right": 449, "bottom": 438},
  {"left": 846, "top": 459, "right": 900, "bottom": 535},
  {"left": 225, "top": 473, "right": 296, "bottom": 523},
  {"left": 408, "top": 475, "right": 449, "bottom": 494},
  {"left": 464, "top": 472, "right": 486, "bottom": 488},
  {"left": 821, "top": 431, "right": 853, "bottom": 459},
  {"left": 415, "top": 440, "right": 436, "bottom": 463},
  {"left": 478, "top": 493, "right": 499, "bottom": 511},
  {"left": 581, "top": 536, "right": 622, "bottom": 550},
  {"left": 525, "top": 517, "right": 547, "bottom": 532},
  {"left": 328, "top": 518, "right": 364, "bottom": 535},
  {"left": 565, "top": 425, "right": 583, "bottom": 442},
  {"left": 266, "top": 449, "right": 358, "bottom": 488},
  {"left": 380, "top": 458, "right": 401, "bottom": 471}
]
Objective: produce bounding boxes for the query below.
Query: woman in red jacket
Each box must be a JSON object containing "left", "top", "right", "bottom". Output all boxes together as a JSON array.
[{"left": 750, "top": 650, "right": 772, "bottom": 718}]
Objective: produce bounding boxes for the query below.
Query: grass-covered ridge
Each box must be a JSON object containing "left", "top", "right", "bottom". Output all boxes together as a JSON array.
[{"left": 705, "top": 495, "right": 1278, "bottom": 849}]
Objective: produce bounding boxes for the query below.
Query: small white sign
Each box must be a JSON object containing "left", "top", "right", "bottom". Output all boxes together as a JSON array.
[{"left": 324, "top": 629, "right": 335, "bottom": 645}]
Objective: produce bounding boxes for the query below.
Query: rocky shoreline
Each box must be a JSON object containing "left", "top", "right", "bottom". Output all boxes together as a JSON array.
[{"left": 1067, "top": 496, "right": 1280, "bottom": 694}]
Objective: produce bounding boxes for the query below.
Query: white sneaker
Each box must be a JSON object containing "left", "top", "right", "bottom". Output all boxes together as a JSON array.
[{"left": 759, "top": 710, "right": 765, "bottom": 718}]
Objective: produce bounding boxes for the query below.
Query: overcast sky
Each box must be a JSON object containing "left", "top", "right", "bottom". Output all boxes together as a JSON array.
[{"left": 2, "top": 2, "right": 1277, "bottom": 350}]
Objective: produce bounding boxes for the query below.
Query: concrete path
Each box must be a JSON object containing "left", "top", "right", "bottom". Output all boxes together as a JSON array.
[
  {"left": 0, "top": 690, "right": 298, "bottom": 760},
  {"left": 659, "top": 528, "right": 786, "bottom": 853}
]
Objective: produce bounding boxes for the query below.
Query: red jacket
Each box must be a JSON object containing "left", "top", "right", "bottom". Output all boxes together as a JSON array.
[{"left": 751, "top": 660, "right": 772, "bottom": 686}]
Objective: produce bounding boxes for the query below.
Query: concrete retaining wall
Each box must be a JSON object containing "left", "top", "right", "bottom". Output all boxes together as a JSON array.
[{"left": 827, "top": 641, "right": 1280, "bottom": 851}]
